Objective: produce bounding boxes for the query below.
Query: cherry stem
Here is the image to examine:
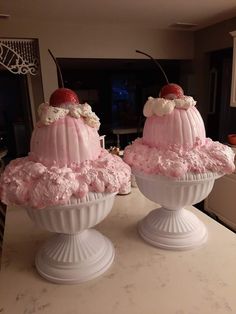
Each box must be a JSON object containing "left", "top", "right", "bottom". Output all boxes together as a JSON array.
[
  {"left": 48, "top": 49, "right": 64, "bottom": 88},
  {"left": 136, "top": 50, "right": 169, "bottom": 84}
]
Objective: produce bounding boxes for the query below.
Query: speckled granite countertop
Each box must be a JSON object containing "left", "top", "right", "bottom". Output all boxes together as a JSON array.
[{"left": 1, "top": 188, "right": 236, "bottom": 314}]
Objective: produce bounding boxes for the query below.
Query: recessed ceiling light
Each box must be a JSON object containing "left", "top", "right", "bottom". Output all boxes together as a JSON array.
[
  {"left": 0, "top": 14, "right": 10, "bottom": 19},
  {"left": 170, "top": 22, "right": 197, "bottom": 29}
]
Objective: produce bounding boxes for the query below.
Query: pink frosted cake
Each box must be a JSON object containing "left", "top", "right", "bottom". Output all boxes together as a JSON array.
[
  {"left": 0, "top": 88, "right": 131, "bottom": 209},
  {"left": 124, "top": 84, "right": 235, "bottom": 178}
]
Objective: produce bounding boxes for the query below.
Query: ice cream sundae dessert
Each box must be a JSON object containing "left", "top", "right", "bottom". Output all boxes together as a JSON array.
[
  {"left": 124, "top": 81, "right": 235, "bottom": 250},
  {"left": 124, "top": 83, "right": 235, "bottom": 178},
  {"left": 0, "top": 85, "right": 131, "bottom": 283},
  {"left": 0, "top": 88, "right": 131, "bottom": 209}
]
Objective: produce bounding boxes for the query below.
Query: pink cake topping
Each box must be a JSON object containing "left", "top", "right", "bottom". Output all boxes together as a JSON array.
[
  {"left": 143, "top": 105, "right": 205, "bottom": 149},
  {"left": 124, "top": 93, "right": 235, "bottom": 178},
  {"left": 30, "top": 99, "right": 101, "bottom": 168},
  {"left": 0, "top": 149, "right": 131, "bottom": 209},
  {"left": 30, "top": 116, "right": 101, "bottom": 167},
  {"left": 0, "top": 87, "right": 131, "bottom": 208},
  {"left": 124, "top": 137, "right": 235, "bottom": 178}
]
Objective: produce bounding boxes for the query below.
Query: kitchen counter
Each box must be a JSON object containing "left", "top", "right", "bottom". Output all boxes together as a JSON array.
[
  {"left": 205, "top": 173, "right": 236, "bottom": 231},
  {"left": 1, "top": 188, "right": 236, "bottom": 314}
]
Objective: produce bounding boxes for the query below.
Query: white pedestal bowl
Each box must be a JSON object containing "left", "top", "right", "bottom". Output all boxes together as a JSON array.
[
  {"left": 134, "top": 171, "right": 221, "bottom": 250},
  {"left": 26, "top": 192, "right": 116, "bottom": 284}
]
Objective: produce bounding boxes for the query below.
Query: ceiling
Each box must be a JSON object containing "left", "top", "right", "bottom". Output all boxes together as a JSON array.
[{"left": 1, "top": 0, "right": 236, "bottom": 31}]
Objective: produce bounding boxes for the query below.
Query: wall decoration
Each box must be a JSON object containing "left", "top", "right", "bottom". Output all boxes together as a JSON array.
[{"left": 0, "top": 39, "right": 39, "bottom": 75}]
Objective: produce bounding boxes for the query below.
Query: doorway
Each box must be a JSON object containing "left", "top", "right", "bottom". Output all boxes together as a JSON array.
[
  {"left": 0, "top": 69, "right": 33, "bottom": 164},
  {"left": 206, "top": 48, "right": 233, "bottom": 142}
]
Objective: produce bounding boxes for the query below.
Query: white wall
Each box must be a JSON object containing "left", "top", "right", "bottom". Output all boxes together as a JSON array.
[{"left": 0, "top": 19, "right": 194, "bottom": 102}]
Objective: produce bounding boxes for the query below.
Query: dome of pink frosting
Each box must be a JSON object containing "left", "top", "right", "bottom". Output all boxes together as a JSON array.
[
  {"left": 124, "top": 95, "right": 235, "bottom": 178},
  {"left": 0, "top": 94, "right": 131, "bottom": 209},
  {"left": 143, "top": 106, "right": 206, "bottom": 149},
  {"left": 30, "top": 115, "right": 101, "bottom": 167}
]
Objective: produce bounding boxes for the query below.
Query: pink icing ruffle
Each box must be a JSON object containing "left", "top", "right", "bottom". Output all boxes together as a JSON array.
[
  {"left": 124, "top": 138, "right": 235, "bottom": 178},
  {"left": 0, "top": 149, "right": 131, "bottom": 209}
]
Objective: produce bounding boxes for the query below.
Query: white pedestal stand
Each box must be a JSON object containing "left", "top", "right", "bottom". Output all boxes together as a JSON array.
[
  {"left": 134, "top": 171, "right": 220, "bottom": 250},
  {"left": 36, "top": 230, "right": 114, "bottom": 284},
  {"left": 26, "top": 193, "right": 115, "bottom": 284},
  {"left": 138, "top": 207, "right": 207, "bottom": 250}
]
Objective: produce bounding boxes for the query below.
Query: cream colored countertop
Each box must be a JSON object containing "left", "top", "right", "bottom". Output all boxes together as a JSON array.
[{"left": 1, "top": 188, "right": 236, "bottom": 314}]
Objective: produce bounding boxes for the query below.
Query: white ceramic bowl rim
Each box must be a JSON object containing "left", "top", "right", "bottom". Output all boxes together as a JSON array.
[
  {"left": 26, "top": 192, "right": 117, "bottom": 211},
  {"left": 133, "top": 170, "right": 222, "bottom": 184}
]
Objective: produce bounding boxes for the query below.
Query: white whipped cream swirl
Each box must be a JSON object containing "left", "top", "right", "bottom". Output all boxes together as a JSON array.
[
  {"left": 38, "top": 102, "right": 100, "bottom": 129},
  {"left": 143, "top": 96, "right": 196, "bottom": 117}
]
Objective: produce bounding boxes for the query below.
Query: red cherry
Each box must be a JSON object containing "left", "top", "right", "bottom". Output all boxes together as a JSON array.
[
  {"left": 49, "top": 88, "right": 79, "bottom": 107},
  {"left": 159, "top": 83, "right": 184, "bottom": 100}
]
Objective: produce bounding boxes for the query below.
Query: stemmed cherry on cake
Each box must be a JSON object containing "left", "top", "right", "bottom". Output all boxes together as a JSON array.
[{"left": 124, "top": 81, "right": 235, "bottom": 250}]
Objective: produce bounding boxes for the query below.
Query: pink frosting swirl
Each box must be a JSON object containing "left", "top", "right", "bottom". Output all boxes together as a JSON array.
[
  {"left": 0, "top": 149, "right": 131, "bottom": 209},
  {"left": 124, "top": 138, "right": 235, "bottom": 178}
]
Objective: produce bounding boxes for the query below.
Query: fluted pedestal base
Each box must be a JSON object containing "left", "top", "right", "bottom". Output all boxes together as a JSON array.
[
  {"left": 138, "top": 207, "right": 208, "bottom": 251},
  {"left": 35, "top": 229, "right": 114, "bottom": 284}
]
